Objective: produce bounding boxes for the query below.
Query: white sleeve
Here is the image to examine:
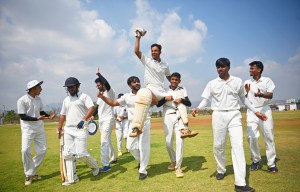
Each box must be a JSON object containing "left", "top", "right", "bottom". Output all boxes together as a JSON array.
[
  {"left": 197, "top": 98, "right": 209, "bottom": 110},
  {"left": 240, "top": 96, "right": 258, "bottom": 113}
]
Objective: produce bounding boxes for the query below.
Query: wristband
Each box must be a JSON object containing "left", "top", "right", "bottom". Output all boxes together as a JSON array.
[{"left": 259, "top": 93, "right": 264, "bottom": 97}]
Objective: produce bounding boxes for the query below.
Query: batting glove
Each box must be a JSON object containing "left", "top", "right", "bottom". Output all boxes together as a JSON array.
[{"left": 77, "top": 120, "right": 85, "bottom": 129}]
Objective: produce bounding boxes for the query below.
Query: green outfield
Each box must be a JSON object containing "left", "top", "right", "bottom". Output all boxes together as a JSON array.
[{"left": 0, "top": 110, "right": 299, "bottom": 192}]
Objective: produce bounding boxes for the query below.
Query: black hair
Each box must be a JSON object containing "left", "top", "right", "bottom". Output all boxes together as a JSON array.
[
  {"left": 249, "top": 61, "right": 264, "bottom": 74},
  {"left": 95, "top": 78, "right": 103, "bottom": 84},
  {"left": 171, "top": 72, "right": 181, "bottom": 80},
  {"left": 118, "top": 93, "right": 124, "bottom": 99},
  {"left": 127, "top": 76, "right": 140, "bottom": 85},
  {"left": 216, "top": 58, "right": 230, "bottom": 68},
  {"left": 151, "top": 44, "right": 162, "bottom": 52}
]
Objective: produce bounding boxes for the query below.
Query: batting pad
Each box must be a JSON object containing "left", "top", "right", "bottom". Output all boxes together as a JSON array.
[
  {"left": 176, "top": 90, "right": 188, "bottom": 125},
  {"left": 65, "top": 159, "right": 76, "bottom": 183},
  {"left": 132, "top": 88, "right": 152, "bottom": 130}
]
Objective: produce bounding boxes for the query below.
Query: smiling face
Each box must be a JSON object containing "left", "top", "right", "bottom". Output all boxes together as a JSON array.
[
  {"left": 216, "top": 65, "right": 230, "bottom": 79},
  {"left": 249, "top": 64, "right": 261, "bottom": 77},
  {"left": 96, "top": 82, "right": 105, "bottom": 92},
  {"left": 151, "top": 46, "right": 161, "bottom": 61},
  {"left": 170, "top": 76, "right": 181, "bottom": 90},
  {"left": 129, "top": 79, "right": 141, "bottom": 92}
]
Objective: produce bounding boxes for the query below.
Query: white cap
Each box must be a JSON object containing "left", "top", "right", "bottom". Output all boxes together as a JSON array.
[{"left": 26, "top": 80, "right": 43, "bottom": 90}]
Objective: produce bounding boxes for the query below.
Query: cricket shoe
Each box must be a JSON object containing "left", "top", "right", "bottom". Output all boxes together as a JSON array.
[
  {"left": 92, "top": 167, "right": 99, "bottom": 176},
  {"left": 99, "top": 166, "right": 111, "bottom": 172},
  {"left": 175, "top": 168, "right": 184, "bottom": 178},
  {"left": 168, "top": 162, "right": 176, "bottom": 170},
  {"left": 62, "top": 176, "right": 79, "bottom": 186},
  {"left": 24, "top": 176, "right": 32, "bottom": 186},
  {"left": 234, "top": 185, "right": 255, "bottom": 192},
  {"left": 250, "top": 162, "right": 259, "bottom": 171}
]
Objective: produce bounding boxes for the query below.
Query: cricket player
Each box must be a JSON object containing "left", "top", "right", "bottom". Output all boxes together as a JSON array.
[
  {"left": 130, "top": 28, "right": 172, "bottom": 137},
  {"left": 17, "top": 80, "right": 55, "bottom": 186},
  {"left": 192, "top": 58, "right": 268, "bottom": 192},
  {"left": 57, "top": 77, "right": 99, "bottom": 186},
  {"left": 90, "top": 68, "right": 117, "bottom": 172},
  {"left": 97, "top": 76, "right": 157, "bottom": 180},
  {"left": 244, "top": 61, "right": 278, "bottom": 173},
  {"left": 157, "top": 72, "right": 197, "bottom": 178},
  {"left": 114, "top": 93, "right": 129, "bottom": 157}
]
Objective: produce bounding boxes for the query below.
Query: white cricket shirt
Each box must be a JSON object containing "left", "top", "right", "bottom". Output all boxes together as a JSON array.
[
  {"left": 244, "top": 77, "right": 275, "bottom": 107},
  {"left": 163, "top": 86, "right": 188, "bottom": 115},
  {"left": 60, "top": 92, "right": 94, "bottom": 127},
  {"left": 140, "top": 54, "right": 171, "bottom": 87},
  {"left": 96, "top": 88, "right": 115, "bottom": 122},
  {"left": 202, "top": 76, "right": 245, "bottom": 111},
  {"left": 17, "top": 94, "right": 44, "bottom": 130}
]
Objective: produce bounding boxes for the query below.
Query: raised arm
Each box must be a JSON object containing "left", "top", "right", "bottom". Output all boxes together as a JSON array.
[
  {"left": 96, "top": 67, "right": 111, "bottom": 91},
  {"left": 134, "top": 34, "right": 142, "bottom": 59}
]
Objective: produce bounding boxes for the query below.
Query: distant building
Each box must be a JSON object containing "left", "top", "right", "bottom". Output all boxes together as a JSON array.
[{"left": 271, "top": 99, "right": 299, "bottom": 111}]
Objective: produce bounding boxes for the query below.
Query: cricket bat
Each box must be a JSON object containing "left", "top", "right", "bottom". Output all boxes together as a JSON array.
[{"left": 59, "top": 135, "right": 67, "bottom": 182}]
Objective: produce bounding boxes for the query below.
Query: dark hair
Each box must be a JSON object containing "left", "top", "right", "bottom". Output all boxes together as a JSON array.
[
  {"left": 151, "top": 44, "right": 162, "bottom": 52},
  {"left": 249, "top": 61, "right": 264, "bottom": 74},
  {"left": 216, "top": 58, "right": 230, "bottom": 68},
  {"left": 171, "top": 72, "right": 181, "bottom": 79},
  {"left": 127, "top": 76, "right": 140, "bottom": 85},
  {"left": 95, "top": 78, "right": 103, "bottom": 84},
  {"left": 118, "top": 93, "right": 124, "bottom": 99}
]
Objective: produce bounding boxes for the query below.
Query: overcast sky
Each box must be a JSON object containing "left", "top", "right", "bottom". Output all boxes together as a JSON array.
[{"left": 1, "top": 0, "right": 300, "bottom": 111}]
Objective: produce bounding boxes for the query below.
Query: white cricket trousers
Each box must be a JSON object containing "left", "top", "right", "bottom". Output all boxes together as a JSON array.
[
  {"left": 99, "top": 120, "right": 117, "bottom": 166},
  {"left": 115, "top": 119, "right": 128, "bottom": 152},
  {"left": 146, "top": 84, "right": 167, "bottom": 100},
  {"left": 247, "top": 105, "right": 276, "bottom": 167},
  {"left": 21, "top": 130, "right": 46, "bottom": 177},
  {"left": 212, "top": 110, "right": 246, "bottom": 186},
  {"left": 127, "top": 121, "right": 150, "bottom": 174},
  {"left": 163, "top": 113, "right": 184, "bottom": 169},
  {"left": 63, "top": 126, "right": 98, "bottom": 167}
]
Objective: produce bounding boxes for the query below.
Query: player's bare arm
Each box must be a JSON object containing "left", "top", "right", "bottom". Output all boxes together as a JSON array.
[
  {"left": 57, "top": 115, "right": 66, "bottom": 139},
  {"left": 134, "top": 34, "right": 142, "bottom": 59},
  {"left": 254, "top": 88, "right": 273, "bottom": 99},
  {"left": 97, "top": 92, "right": 120, "bottom": 107}
]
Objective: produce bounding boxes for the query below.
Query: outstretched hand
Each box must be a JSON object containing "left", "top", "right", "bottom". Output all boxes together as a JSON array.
[{"left": 192, "top": 108, "right": 200, "bottom": 117}]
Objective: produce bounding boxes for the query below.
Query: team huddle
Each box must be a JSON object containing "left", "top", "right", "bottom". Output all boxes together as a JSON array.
[{"left": 17, "top": 29, "right": 278, "bottom": 192}]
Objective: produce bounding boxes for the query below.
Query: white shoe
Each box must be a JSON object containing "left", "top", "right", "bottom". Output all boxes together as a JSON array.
[
  {"left": 24, "top": 176, "right": 32, "bottom": 186},
  {"left": 62, "top": 176, "right": 79, "bottom": 186},
  {"left": 175, "top": 168, "right": 184, "bottom": 178},
  {"left": 118, "top": 151, "right": 123, "bottom": 157},
  {"left": 92, "top": 167, "right": 99, "bottom": 176}
]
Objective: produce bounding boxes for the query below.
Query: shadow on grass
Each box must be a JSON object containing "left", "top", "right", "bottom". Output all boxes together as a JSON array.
[
  {"left": 148, "top": 156, "right": 207, "bottom": 177},
  {"left": 77, "top": 152, "right": 135, "bottom": 181}
]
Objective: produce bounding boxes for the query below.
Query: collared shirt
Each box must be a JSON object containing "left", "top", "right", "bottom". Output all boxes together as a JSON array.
[
  {"left": 163, "top": 86, "right": 188, "bottom": 115},
  {"left": 244, "top": 76, "right": 275, "bottom": 107},
  {"left": 140, "top": 54, "right": 171, "bottom": 87},
  {"left": 117, "top": 92, "right": 151, "bottom": 122},
  {"left": 60, "top": 92, "right": 94, "bottom": 127},
  {"left": 17, "top": 94, "right": 44, "bottom": 130},
  {"left": 202, "top": 75, "right": 245, "bottom": 111},
  {"left": 96, "top": 88, "right": 115, "bottom": 122}
]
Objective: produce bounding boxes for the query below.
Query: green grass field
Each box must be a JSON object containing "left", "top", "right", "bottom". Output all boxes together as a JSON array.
[{"left": 0, "top": 111, "right": 299, "bottom": 192}]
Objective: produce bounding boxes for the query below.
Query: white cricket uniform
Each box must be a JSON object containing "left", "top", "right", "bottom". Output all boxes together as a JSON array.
[
  {"left": 140, "top": 54, "right": 171, "bottom": 100},
  {"left": 60, "top": 92, "right": 98, "bottom": 172},
  {"left": 96, "top": 88, "right": 117, "bottom": 166},
  {"left": 162, "top": 86, "right": 189, "bottom": 169},
  {"left": 117, "top": 92, "right": 151, "bottom": 175},
  {"left": 244, "top": 77, "right": 276, "bottom": 168},
  {"left": 200, "top": 76, "right": 247, "bottom": 186},
  {"left": 114, "top": 105, "right": 129, "bottom": 152},
  {"left": 17, "top": 94, "right": 47, "bottom": 177}
]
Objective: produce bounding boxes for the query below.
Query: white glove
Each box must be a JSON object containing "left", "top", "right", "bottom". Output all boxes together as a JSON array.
[{"left": 135, "top": 28, "right": 147, "bottom": 37}]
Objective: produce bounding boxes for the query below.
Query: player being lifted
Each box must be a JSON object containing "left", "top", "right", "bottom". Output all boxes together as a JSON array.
[{"left": 130, "top": 28, "right": 197, "bottom": 138}]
